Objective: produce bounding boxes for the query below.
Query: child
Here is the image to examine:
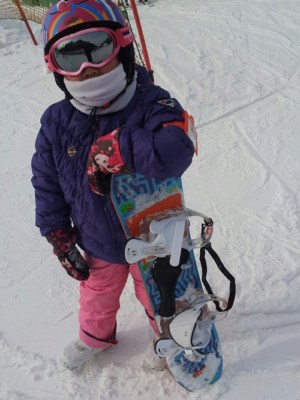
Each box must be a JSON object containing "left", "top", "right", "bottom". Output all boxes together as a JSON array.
[{"left": 32, "top": 0, "right": 194, "bottom": 370}]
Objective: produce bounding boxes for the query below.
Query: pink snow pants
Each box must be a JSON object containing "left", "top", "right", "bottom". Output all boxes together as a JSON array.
[{"left": 79, "top": 254, "right": 159, "bottom": 348}]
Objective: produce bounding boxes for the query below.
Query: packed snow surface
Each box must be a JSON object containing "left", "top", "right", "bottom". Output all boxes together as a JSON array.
[{"left": 0, "top": 0, "right": 300, "bottom": 399}]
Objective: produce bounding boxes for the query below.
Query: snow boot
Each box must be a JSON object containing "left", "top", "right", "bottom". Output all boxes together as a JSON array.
[
  {"left": 143, "top": 340, "right": 167, "bottom": 371},
  {"left": 63, "top": 339, "right": 105, "bottom": 369}
]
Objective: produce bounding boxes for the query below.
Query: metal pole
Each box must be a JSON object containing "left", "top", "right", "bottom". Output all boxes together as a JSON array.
[
  {"left": 13, "top": 0, "right": 38, "bottom": 46},
  {"left": 129, "top": 0, "right": 153, "bottom": 81}
]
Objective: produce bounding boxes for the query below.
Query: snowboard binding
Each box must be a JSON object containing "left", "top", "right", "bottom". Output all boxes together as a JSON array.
[
  {"left": 154, "top": 294, "right": 227, "bottom": 360},
  {"left": 124, "top": 209, "right": 213, "bottom": 266},
  {"left": 124, "top": 210, "right": 235, "bottom": 359}
]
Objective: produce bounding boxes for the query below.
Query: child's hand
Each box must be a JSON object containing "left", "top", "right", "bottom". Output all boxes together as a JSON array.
[
  {"left": 46, "top": 228, "right": 90, "bottom": 281},
  {"left": 87, "top": 128, "right": 128, "bottom": 175},
  {"left": 58, "top": 247, "right": 90, "bottom": 281},
  {"left": 86, "top": 168, "right": 112, "bottom": 196}
]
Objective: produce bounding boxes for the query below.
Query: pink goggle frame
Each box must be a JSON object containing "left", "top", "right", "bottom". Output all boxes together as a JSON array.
[{"left": 44, "top": 26, "right": 133, "bottom": 77}]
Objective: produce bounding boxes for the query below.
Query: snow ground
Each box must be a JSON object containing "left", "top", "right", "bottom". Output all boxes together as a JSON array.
[{"left": 0, "top": 0, "right": 300, "bottom": 399}]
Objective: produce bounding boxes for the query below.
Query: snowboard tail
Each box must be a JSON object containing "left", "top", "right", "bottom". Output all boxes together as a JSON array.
[{"left": 111, "top": 173, "right": 223, "bottom": 391}]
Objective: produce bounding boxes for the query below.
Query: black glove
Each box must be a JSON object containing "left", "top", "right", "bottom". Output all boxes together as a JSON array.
[
  {"left": 46, "top": 228, "right": 90, "bottom": 281},
  {"left": 86, "top": 161, "right": 112, "bottom": 196},
  {"left": 58, "top": 247, "right": 90, "bottom": 281},
  {"left": 92, "top": 171, "right": 112, "bottom": 196}
]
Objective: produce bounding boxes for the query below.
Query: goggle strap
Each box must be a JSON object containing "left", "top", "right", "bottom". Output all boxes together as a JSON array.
[
  {"left": 44, "top": 54, "right": 54, "bottom": 72},
  {"left": 116, "top": 26, "right": 134, "bottom": 47}
]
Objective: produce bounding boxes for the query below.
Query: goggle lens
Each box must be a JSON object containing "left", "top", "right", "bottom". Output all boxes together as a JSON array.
[{"left": 53, "top": 31, "right": 115, "bottom": 73}]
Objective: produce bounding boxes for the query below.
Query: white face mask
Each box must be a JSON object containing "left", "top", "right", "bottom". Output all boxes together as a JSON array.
[{"left": 64, "top": 63, "right": 134, "bottom": 114}]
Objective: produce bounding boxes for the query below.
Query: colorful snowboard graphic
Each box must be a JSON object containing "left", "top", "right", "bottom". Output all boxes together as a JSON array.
[{"left": 111, "top": 173, "right": 222, "bottom": 392}]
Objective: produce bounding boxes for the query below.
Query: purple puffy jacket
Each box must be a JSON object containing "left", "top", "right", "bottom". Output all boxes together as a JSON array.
[{"left": 31, "top": 66, "right": 194, "bottom": 263}]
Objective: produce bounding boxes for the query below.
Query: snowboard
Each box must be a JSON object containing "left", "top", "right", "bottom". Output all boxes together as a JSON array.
[{"left": 110, "top": 173, "right": 223, "bottom": 392}]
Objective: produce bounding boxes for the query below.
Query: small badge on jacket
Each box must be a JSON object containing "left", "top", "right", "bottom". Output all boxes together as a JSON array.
[
  {"left": 67, "top": 146, "right": 77, "bottom": 157},
  {"left": 157, "top": 98, "right": 176, "bottom": 108}
]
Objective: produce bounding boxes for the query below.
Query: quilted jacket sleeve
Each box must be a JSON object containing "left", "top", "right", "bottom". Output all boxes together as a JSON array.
[
  {"left": 31, "top": 110, "right": 71, "bottom": 236},
  {"left": 119, "top": 86, "right": 195, "bottom": 179}
]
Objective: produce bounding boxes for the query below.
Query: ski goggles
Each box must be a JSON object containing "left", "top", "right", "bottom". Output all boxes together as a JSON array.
[{"left": 44, "top": 27, "right": 133, "bottom": 76}]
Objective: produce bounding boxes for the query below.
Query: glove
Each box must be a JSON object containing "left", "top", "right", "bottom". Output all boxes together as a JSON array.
[
  {"left": 86, "top": 161, "right": 112, "bottom": 196},
  {"left": 87, "top": 128, "right": 128, "bottom": 195},
  {"left": 46, "top": 228, "right": 90, "bottom": 281},
  {"left": 58, "top": 247, "right": 90, "bottom": 281}
]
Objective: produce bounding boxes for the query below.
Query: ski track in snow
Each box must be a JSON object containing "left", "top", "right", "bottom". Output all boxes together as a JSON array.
[{"left": 1, "top": 0, "right": 300, "bottom": 399}]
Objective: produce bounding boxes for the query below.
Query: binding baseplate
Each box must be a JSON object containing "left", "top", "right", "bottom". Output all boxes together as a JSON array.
[
  {"left": 124, "top": 209, "right": 213, "bottom": 266},
  {"left": 154, "top": 294, "right": 227, "bottom": 360}
]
